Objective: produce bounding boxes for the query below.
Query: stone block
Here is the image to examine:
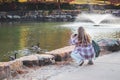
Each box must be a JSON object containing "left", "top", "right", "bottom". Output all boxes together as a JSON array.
[
  {"left": 19, "top": 54, "right": 55, "bottom": 67},
  {"left": 0, "top": 62, "right": 11, "bottom": 80},
  {"left": 9, "top": 60, "right": 23, "bottom": 71},
  {"left": 48, "top": 46, "right": 74, "bottom": 61}
]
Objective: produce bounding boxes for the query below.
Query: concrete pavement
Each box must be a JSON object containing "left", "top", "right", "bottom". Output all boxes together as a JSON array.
[{"left": 48, "top": 51, "right": 120, "bottom": 80}]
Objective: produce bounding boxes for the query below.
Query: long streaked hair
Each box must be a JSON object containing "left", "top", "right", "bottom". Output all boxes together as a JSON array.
[{"left": 77, "top": 27, "right": 91, "bottom": 46}]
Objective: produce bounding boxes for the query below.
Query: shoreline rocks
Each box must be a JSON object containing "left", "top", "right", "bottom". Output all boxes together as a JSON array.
[
  {"left": 0, "top": 46, "right": 74, "bottom": 80},
  {"left": 98, "top": 39, "right": 120, "bottom": 52}
]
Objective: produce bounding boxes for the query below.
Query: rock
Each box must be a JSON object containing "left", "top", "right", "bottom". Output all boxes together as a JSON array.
[
  {"left": 37, "top": 54, "right": 55, "bottom": 66},
  {"left": 107, "top": 44, "right": 120, "bottom": 52},
  {"left": 22, "top": 60, "right": 39, "bottom": 67},
  {"left": 9, "top": 60, "right": 23, "bottom": 71},
  {"left": 18, "top": 54, "right": 55, "bottom": 67},
  {"left": 48, "top": 46, "right": 74, "bottom": 61},
  {"left": 16, "top": 69, "right": 28, "bottom": 74},
  {"left": 0, "top": 62, "right": 11, "bottom": 80},
  {"left": 98, "top": 39, "right": 120, "bottom": 52}
]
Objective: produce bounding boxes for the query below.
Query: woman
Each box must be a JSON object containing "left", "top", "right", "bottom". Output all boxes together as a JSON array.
[{"left": 70, "top": 27, "right": 95, "bottom": 66}]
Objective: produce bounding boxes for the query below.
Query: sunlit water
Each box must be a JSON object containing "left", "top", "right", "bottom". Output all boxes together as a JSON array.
[{"left": 61, "top": 22, "right": 120, "bottom": 40}]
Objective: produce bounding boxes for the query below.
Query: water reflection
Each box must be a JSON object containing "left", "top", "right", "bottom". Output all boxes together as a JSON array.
[
  {"left": 85, "top": 26, "right": 120, "bottom": 40},
  {"left": 18, "top": 23, "right": 71, "bottom": 50},
  {"left": 0, "top": 24, "right": 20, "bottom": 61},
  {"left": 20, "top": 27, "right": 29, "bottom": 49},
  {"left": 0, "top": 22, "right": 71, "bottom": 61}
]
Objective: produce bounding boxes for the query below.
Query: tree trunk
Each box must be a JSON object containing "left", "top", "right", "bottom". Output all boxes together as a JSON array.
[{"left": 58, "top": 0, "right": 61, "bottom": 10}]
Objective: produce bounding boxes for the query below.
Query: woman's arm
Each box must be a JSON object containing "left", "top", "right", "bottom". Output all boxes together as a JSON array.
[{"left": 70, "top": 34, "right": 78, "bottom": 45}]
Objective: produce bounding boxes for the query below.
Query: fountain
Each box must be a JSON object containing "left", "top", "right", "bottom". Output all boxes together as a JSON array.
[
  {"left": 61, "top": 12, "right": 120, "bottom": 34},
  {"left": 61, "top": 0, "right": 120, "bottom": 33},
  {"left": 76, "top": 13, "right": 113, "bottom": 26}
]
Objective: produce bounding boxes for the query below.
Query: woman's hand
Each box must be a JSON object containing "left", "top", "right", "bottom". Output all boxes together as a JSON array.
[{"left": 71, "top": 34, "right": 77, "bottom": 39}]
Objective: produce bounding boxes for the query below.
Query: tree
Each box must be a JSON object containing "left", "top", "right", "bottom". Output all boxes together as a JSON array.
[
  {"left": 109, "top": 0, "right": 120, "bottom": 4},
  {"left": 56, "top": 0, "right": 74, "bottom": 9},
  {"left": 96, "top": 0, "right": 120, "bottom": 5}
]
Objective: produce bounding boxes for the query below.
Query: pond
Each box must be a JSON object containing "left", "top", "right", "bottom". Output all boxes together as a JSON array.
[
  {"left": 0, "top": 22, "right": 120, "bottom": 61},
  {"left": 0, "top": 22, "right": 71, "bottom": 61}
]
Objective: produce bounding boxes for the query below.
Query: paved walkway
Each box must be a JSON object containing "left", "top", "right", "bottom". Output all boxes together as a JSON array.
[{"left": 48, "top": 51, "right": 120, "bottom": 80}]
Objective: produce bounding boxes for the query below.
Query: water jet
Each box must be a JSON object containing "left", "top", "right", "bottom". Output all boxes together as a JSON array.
[{"left": 61, "top": 12, "right": 120, "bottom": 40}]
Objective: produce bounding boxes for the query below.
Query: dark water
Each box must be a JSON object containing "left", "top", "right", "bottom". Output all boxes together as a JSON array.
[{"left": 0, "top": 22, "right": 71, "bottom": 61}]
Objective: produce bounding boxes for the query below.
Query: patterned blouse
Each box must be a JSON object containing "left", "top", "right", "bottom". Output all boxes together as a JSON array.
[{"left": 70, "top": 36, "right": 95, "bottom": 60}]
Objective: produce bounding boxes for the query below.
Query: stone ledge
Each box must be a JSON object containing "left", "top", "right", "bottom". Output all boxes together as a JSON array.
[
  {"left": 47, "top": 45, "right": 74, "bottom": 61},
  {"left": 18, "top": 54, "right": 55, "bottom": 67}
]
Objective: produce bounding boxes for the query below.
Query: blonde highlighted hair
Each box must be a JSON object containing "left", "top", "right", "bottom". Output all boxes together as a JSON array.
[{"left": 77, "top": 27, "right": 91, "bottom": 46}]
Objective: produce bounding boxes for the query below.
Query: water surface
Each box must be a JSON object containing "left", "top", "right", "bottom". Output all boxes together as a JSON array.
[{"left": 0, "top": 22, "right": 71, "bottom": 61}]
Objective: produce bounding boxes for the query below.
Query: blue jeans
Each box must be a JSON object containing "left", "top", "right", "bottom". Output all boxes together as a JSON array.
[{"left": 70, "top": 51, "right": 83, "bottom": 64}]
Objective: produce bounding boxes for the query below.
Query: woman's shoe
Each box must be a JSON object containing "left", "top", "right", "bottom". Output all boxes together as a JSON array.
[
  {"left": 79, "top": 61, "right": 84, "bottom": 66},
  {"left": 88, "top": 60, "right": 94, "bottom": 65}
]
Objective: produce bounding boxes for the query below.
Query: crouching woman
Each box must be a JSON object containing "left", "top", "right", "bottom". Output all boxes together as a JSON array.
[{"left": 70, "top": 27, "right": 95, "bottom": 66}]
